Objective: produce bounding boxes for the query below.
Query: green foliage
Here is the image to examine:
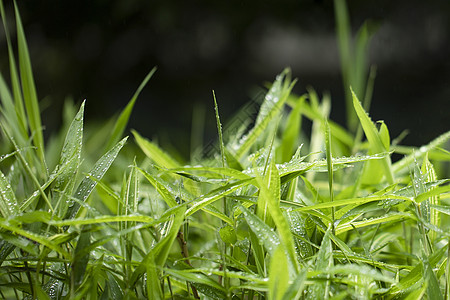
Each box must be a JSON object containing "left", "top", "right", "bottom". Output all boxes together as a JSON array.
[{"left": 0, "top": 1, "right": 449, "bottom": 299}]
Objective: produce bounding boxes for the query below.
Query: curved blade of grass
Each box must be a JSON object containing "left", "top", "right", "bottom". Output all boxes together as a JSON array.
[
  {"left": 105, "top": 67, "right": 156, "bottom": 151},
  {"left": 131, "top": 205, "right": 186, "bottom": 286},
  {"left": 185, "top": 178, "right": 252, "bottom": 217},
  {"left": 268, "top": 245, "right": 289, "bottom": 300},
  {"left": 0, "top": 122, "right": 53, "bottom": 212},
  {"left": 393, "top": 130, "right": 450, "bottom": 174},
  {"left": 239, "top": 204, "right": 280, "bottom": 255},
  {"left": 0, "top": 1, "right": 28, "bottom": 141},
  {"left": 336, "top": 212, "right": 410, "bottom": 234},
  {"left": 0, "top": 170, "right": 18, "bottom": 218},
  {"left": 232, "top": 69, "right": 296, "bottom": 159},
  {"left": 277, "top": 95, "right": 304, "bottom": 163},
  {"left": 388, "top": 245, "right": 447, "bottom": 297},
  {"left": 424, "top": 259, "right": 444, "bottom": 300},
  {"left": 292, "top": 194, "right": 411, "bottom": 212},
  {"left": 168, "top": 166, "right": 252, "bottom": 181},
  {"left": 0, "top": 232, "right": 38, "bottom": 255},
  {"left": 65, "top": 137, "right": 128, "bottom": 220},
  {"left": 132, "top": 130, "right": 180, "bottom": 168},
  {"left": 352, "top": 89, "right": 394, "bottom": 184},
  {"left": 309, "top": 226, "right": 333, "bottom": 298},
  {"left": 0, "top": 218, "right": 69, "bottom": 258},
  {"left": 138, "top": 167, "right": 179, "bottom": 208},
  {"left": 71, "top": 228, "right": 91, "bottom": 292},
  {"left": 48, "top": 214, "right": 154, "bottom": 227},
  {"left": 14, "top": 2, "right": 45, "bottom": 168},
  {"left": 258, "top": 161, "right": 299, "bottom": 273},
  {"left": 324, "top": 118, "right": 335, "bottom": 227},
  {"left": 164, "top": 268, "right": 226, "bottom": 295},
  {"left": 53, "top": 101, "right": 84, "bottom": 218}
]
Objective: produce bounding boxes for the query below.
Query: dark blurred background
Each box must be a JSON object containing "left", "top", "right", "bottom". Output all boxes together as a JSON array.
[{"left": 0, "top": 0, "right": 449, "bottom": 158}]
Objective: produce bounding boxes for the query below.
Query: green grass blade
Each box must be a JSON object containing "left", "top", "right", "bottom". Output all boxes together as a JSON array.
[
  {"left": 277, "top": 95, "right": 304, "bottom": 163},
  {"left": 352, "top": 89, "right": 394, "bottom": 184},
  {"left": 65, "top": 137, "right": 128, "bottom": 219},
  {"left": 268, "top": 245, "right": 289, "bottom": 300},
  {"left": 213, "top": 90, "right": 226, "bottom": 168},
  {"left": 424, "top": 259, "right": 444, "bottom": 300},
  {"left": 0, "top": 0, "right": 28, "bottom": 140},
  {"left": 324, "top": 118, "right": 335, "bottom": 225},
  {"left": 131, "top": 205, "right": 186, "bottom": 286},
  {"left": 0, "top": 232, "right": 38, "bottom": 255},
  {"left": 308, "top": 226, "right": 333, "bottom": 298},
  {"left": 232, "top": 69, "right": 296, "bottom": 159},
  {"left": 185, "top": 178, "right": 252, "bottom": 216},
  {"left": 133, "top": 130, "right": 180, "bottom": 168},
  {"left": 0, "top": 217, "right": 69, "bottom": 258},
  {"left": 239, "top": 204, "right": 280, "bottom": 255},
  {"left": 257, "top": 161, "right": 299, "bottom": 273},
  {"left": 393, "top": 131, "right": 450, "bottom": 174},
  {"left": 53, "top": 101, "right": 84, "bottom": 218},
  {"left": 105, "top": 67, "right": 156, "bottom": 151},
  {"left": 0, "top": 170, "right": 18, "bottom": 217},
  {"left": 334, "top": 0, "right": 355, "bottom": 131},
  {"left": 71, "top": 229, "right": 91, "bottom": 293},
  {"left": 138, "top": 167, "right": 179, "bottom": 208},
  {"left": 14, "top": 2, "right": 45, "bottom": 168}
]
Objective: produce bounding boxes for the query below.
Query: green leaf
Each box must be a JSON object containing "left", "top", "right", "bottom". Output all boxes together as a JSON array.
[
  {"left": 277, "top": 95, "right": 304, "bottom": 163},
  {"left": 105, "top": 67, "right": 156, "bottom": 151},
  {"left": 14, "top": 2, "right": 45, "bottom": 167},
  {"left": 424, "top": 259, "right": 443, "bottom": 300},
  {"left": 185, "top": 178, "right": 252, "bottom": 217},
  {"left": 131, "top": 205, "right": 186, "bottom": 286},
  {"left": 71, "top": 229, "right": 91, "bottom": 291},
  {"left": 393, "top": 130, "right": 450, "bottom": 174},
  {"left": 219, "top": 225, "right": 237, "bottom": 245},
  {"left": 65, "top": 137, "right": 128, "bottom": 219},
  {"left": 0, "top": 170, "right": 17, "bottom": 217},
  {"left": 352, "top": 90, "right": 394, "bottom": 184},
  {"left": 308, "top": 227, "right": 333, "bottom": 299},
  {"left": 232, "top": 69, "right": 296, "bottom": 159},
  {"left": 0, "top": 231, "right": 38, "bottom": 255},
  {"left": 53, "top": 101, "right": 84, "bottom": 218},
  {"left": 268, "top": 245, "right": 289, "bottom": 300},
  {"left": 239, "top": 204, "right": 280, "bottom": 255},
  {"left": 258, "top": 161, "right": 299, "bottom": 273},
  {"left": 132, "top": 130, "right": 180, "bottom": 169},
  {"left": 0, "top": 218, "right": 69, "bottom": 258}
]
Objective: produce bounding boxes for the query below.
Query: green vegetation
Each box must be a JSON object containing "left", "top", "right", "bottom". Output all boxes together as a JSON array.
[{"left": 0, "top": 0, "right": 449, "bottom": 299}]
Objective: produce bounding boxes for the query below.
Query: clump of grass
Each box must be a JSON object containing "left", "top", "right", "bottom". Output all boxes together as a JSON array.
[{"left": 0, "top": 1, "right": 449, "bottom": 299}]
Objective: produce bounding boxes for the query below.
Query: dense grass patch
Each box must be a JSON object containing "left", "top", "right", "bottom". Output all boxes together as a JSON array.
[{"left": 0, "top": 1, "right": 449, "bottom": 299}]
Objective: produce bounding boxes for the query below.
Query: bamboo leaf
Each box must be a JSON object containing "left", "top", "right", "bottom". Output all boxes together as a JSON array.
[
  {"left": 105, "top": 67, "right": 156, "bottom": 151},
  {"left": 133, "top": 130, "right": 180, "bottom": 169},
  {"left": 232, "top": 69, "right": 296, "bottom": 159},
  {"left": 0, "top": 170, "right": 17, "bottom": 218},
  {"left": 268, "top": 245, "right": 289, "bottom": 300},
  {"left": 352, "top": 90, "right": 394, "bottom": 184},
  {"left": 14, "top": 2, "right": 45, "bottom": 167},
  {"left": 185, "top": 178, "right": 252, "bottom": 217},
  {"left": 65, "top": 137, "right": 128, "bottom": 220}
]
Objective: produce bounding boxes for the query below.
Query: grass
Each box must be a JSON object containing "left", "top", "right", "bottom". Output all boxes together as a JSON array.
[{"left": 0, "top": 1, "right": 449, "bottom": 299}]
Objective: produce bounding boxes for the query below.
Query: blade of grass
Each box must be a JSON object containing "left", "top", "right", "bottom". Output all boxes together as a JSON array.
[
  {"left": 133, "top": 130, "right": 180, "bottom": 169},
  {"left": 53, "top": 101, "right": 84, "bottom": 218},
  {"left": 14, "top": 2, "right": 46, "bottom": 169},
  {"left": 232, "top": 69, "right": 296, "bottom": 160},
  {"left": 268, "top": 245, "right": 289, "bottom": 300},
  {"left": 352, "top": 89, "right": 394, "bottom": 184},
  {"left": 65, "top": 137, "right": 128, "bottom": 219},
  {"left": 105, "top": 67, "right": 156, "bottom": 151}
]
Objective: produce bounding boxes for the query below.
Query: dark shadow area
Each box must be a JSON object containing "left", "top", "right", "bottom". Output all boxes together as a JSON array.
[{"left": 0, "top": 0, "right": 448, "bottom": 158}]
